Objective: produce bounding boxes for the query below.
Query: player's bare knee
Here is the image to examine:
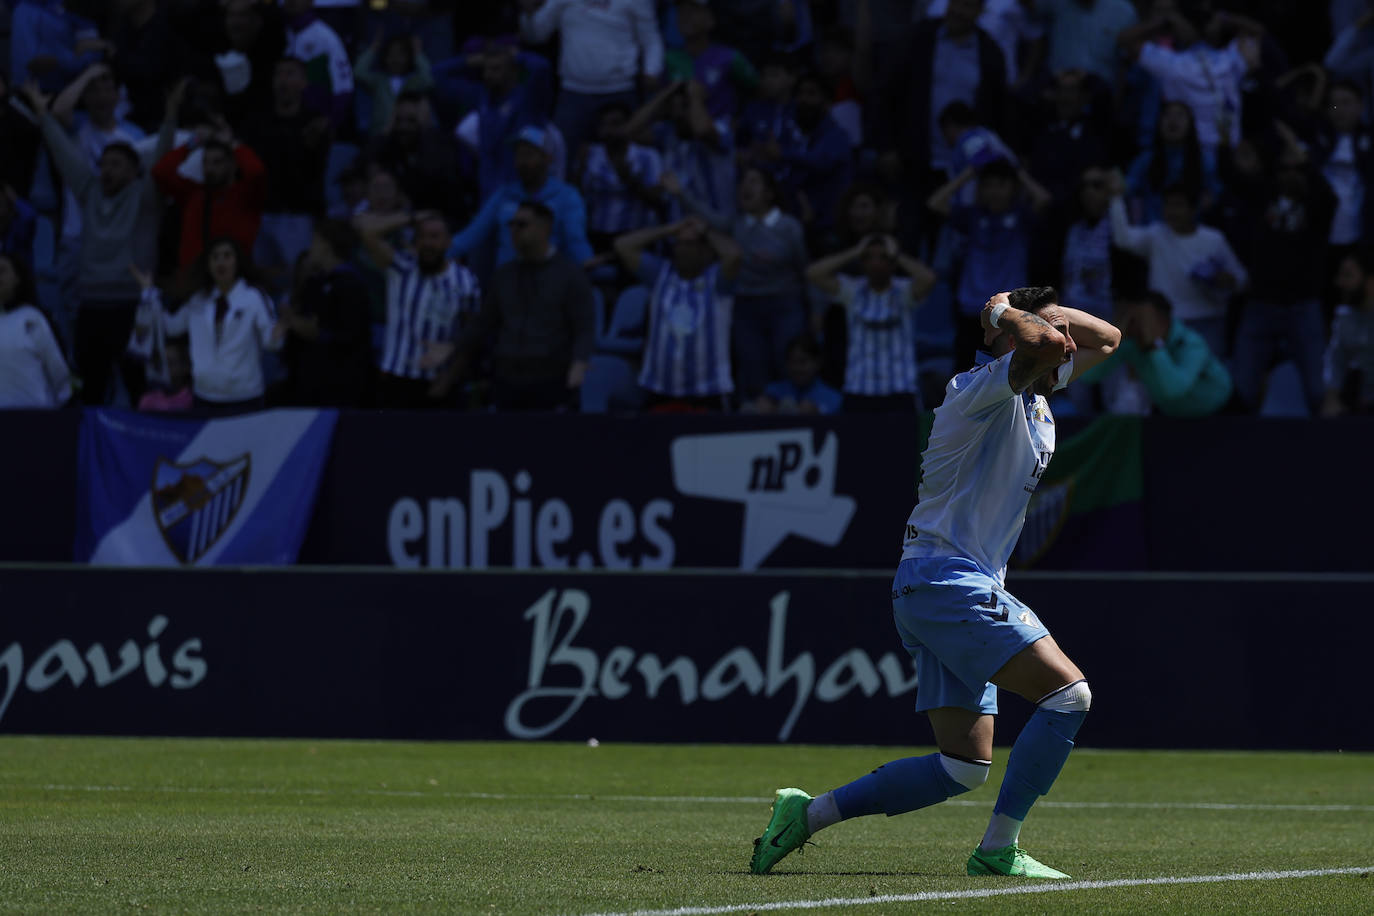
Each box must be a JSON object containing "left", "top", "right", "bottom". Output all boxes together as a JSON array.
[{"left": 1037, "top": 679, "right": 1091, "bottom": 713}]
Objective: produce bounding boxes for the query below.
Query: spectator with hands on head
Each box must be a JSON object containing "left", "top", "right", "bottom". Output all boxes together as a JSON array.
[
  {"left": 805, "top": 233, "right": 935, "bottom": 412},
  {"left": 613, "top": 214, "right": 742, "bottom": 410}
]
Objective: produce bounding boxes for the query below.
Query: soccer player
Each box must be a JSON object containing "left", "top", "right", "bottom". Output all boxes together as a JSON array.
[{"left": 750, "top": 286, "right": 1121, "bottom": 879}]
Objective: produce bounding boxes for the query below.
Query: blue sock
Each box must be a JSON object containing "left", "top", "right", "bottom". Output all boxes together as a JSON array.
[
  {"left": 831, "top": 753, "right": 969, "bottom": 819},
  {"left": 993, "top": 707, "right": 1088, "bottom": 821}
]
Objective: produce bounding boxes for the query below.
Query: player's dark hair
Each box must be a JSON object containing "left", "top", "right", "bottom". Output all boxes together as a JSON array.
[
  {"left": 938, "top": 100, "right": 977, "bottom": 130},
  {"left": 1007, "top": 286, "right": 1059, "bottom": 313}
]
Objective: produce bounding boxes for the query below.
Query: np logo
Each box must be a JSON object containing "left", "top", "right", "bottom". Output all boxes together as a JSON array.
[
  {"left": 151, "top": 454, "right": 251, "bottom": 564},
  {"left": 670, "top": 430, "right": 856, "bottom": 569}
]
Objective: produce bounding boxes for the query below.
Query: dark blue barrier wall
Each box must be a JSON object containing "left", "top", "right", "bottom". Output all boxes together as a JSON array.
[
  {"left": 3, "top": 410, "right": 1373, "bottom": 571},
  {"left": 1, "top": 566, "right": 1367, "bottom": 750}
]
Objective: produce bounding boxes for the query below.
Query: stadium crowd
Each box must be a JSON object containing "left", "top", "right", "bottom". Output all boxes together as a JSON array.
[{"left": 0, "top": 0, "right": 1372, "bottom": 417}]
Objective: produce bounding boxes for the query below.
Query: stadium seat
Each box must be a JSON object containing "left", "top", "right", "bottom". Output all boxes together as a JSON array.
[{"left": 1258, "top": 361, "right": 1310, "bottom": 417}]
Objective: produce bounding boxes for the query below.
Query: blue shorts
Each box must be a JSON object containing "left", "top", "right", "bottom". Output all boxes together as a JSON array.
[{"left": 891, "top": 556, "right": 1050, "bottom": 715}]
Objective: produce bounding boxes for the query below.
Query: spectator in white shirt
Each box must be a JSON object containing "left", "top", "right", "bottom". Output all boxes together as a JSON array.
[
  {"left": 1119, "top": 8, "right": 1262, "bottom": 151},
  {"left": 0, "top": 253, "right": 71, "bottom": 409},
  {"left": 133, "top": 239, "right": 285, "bottom": 414},
  {"left": 518, "top": 0, "right": 665, "bottom": 158},
  {"left": 1106, "top": 170, "right": 1248, "bottom": 357}
]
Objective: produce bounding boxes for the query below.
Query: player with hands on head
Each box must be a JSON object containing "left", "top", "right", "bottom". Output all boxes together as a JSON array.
[{"left": 750, "top": 286, "right": 1120, "bottom": 879}]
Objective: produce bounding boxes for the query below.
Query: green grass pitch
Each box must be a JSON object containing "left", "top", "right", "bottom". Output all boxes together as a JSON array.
[{"left": 0, "top": 737, "right": 1370, "bottom": 914}]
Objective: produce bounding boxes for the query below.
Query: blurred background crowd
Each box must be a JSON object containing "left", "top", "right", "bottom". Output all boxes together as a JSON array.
[{"left": 0, "top": 0, "right": 1372, "bottom": 417}]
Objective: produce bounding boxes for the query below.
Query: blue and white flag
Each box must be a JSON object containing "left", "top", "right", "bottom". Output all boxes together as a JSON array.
[{"left": 76, "top": 409, "right": 337, "bottom": 565}]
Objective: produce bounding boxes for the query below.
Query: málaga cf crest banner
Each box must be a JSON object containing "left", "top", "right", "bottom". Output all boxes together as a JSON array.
[{"left": 75, "top": 409, "right": 337, "bottom": 565}]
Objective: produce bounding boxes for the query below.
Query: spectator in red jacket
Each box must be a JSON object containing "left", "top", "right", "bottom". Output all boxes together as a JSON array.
[{"left": 152, "top": 126, "right": 268, "bottom": 268}]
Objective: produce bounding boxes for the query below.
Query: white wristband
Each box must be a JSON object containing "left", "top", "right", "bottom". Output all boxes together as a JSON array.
[{"left": 989, "top": 303, "right": 1010, "bottom": 328}]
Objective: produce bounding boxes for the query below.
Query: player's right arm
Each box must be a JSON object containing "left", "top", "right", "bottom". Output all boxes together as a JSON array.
[{"left": 980, "top": 293, "right": 1070, "bottom": 394}]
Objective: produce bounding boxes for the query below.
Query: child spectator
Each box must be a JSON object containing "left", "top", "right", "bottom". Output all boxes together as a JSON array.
[
  {"left": 749, "top": 333, "right": 842, "bottom": 415},
  {"left": 928, "top": 158, "right": 1053, "bottom": 372},
  {"left": 355, "top": 33, "right": 434, "bottom": 139},
  {"left": 137, "top": 340, "right": 193, "bottom": 413},
  {"left": 804, "top": 234, "right": 936, "bottom": 413}
]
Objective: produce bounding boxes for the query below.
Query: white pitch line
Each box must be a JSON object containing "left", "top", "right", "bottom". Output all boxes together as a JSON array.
[
  {"left": 24, "top": 784, "right": 1374, "bottom": 812},
  {"left": 576, "top": 867, "right": 1373, "bottom": 916}
]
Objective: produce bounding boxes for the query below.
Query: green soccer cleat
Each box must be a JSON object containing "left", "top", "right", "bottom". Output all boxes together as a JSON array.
[
  {"left": 967, "top": 844, "right": 1071, "bottom": 879},
  {"left": 749, "top": 788, "right": 812, "bottom": 874}
]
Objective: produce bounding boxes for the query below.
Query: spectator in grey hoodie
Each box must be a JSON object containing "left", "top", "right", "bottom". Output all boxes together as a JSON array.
[
  {"left": 20, "top": 78, "right": 184, "bottom": 406},
  {"left": 665, "top": 165, "right": 808, "bottom": 397}
]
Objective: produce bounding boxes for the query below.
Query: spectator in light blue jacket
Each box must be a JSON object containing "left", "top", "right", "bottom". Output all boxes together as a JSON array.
[{"left": 447, "top": 126, "right": 594, "bottom": 275}]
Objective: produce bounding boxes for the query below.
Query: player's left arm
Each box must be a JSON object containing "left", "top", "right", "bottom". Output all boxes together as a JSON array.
[{"left": 1059, "top": 306, "right": 1122, "bottom": 382}]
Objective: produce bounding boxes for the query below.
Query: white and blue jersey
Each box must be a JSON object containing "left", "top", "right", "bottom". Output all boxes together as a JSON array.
[
  {"left": 637, "top": 253, "right": 734, "bottom": 397},
  {"left": 902, "top": 351, "right": 1068, "bottom": 585},
  {"left": 379, "top": 252, "right": 481, "bottom": 380},
  {"left": 581, "top": 142, "right": 663, "bottom": 235},
  {"left": 837, "top": 275, "right": 921, "bottom": 396},
  {"left": 893, "top": 350, "right": 1072, "bottom": 714}
]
